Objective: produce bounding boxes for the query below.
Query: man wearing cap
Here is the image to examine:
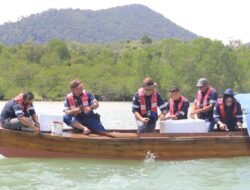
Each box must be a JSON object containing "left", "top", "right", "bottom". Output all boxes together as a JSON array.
[
  {"left": 161, "top": 86, "right": 189, "bottom": 120},
  {"left": 0, "top": 92, "right": 40, "bottom": 133},
  {"left": 190, "top": 78, "right": 218, "bottom": 132},
  {"left": 213, "top": 88, "right": 243, "bottom": 131},
  {"left": 63, "top": 80, "right": 113, "bottom": 137},
  {"left": 132, "top": 77, "right": 167, "bottom": 133}
]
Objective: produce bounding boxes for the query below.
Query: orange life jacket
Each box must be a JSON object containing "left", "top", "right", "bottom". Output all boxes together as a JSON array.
[
  {"left": 138, "top": 88, "right": 158, "bottom": 115},
  {"left": 195, "top": 87, "right": 214, "bottom": 108},
  {"left": 67, "top": 90, "right": 89, "bottom": 109},
  {"left": 14, "top": 93, "right": 31, "bottom": 111},
  {"left": 169, "top": 96, "right": 185, "bottom": 116},
  {"left": 218, "top": 99, "right": 237, "bottom": 121}
]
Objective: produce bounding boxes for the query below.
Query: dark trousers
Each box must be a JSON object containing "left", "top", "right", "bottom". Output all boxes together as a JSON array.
[
  {"left": 136, "top": 120, "right": 156, "bottom": 133},
  {"left": 63, "top": 114, "right": 105, "bottom": 132}
]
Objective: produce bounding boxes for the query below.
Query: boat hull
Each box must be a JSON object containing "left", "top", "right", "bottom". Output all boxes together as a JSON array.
[{"left": 1, "top": 127, "right": 250, "bottom": 160}]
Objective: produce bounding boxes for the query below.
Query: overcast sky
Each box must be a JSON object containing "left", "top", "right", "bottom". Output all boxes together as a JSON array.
[{"left": 1, "top": 0, "right": 249, "bottom": 43}]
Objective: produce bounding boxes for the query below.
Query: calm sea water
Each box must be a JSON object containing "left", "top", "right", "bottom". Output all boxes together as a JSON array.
[{"left": 0, "top": 101, "right": 250, "bottom": 190}]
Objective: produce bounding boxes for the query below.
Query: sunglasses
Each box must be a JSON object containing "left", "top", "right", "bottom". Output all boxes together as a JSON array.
[
  {"left": 169, "top": 90, "right": 178, "bottom": 93},
  {"left": 144, "top": 88, "right": 154, "bottom": 92}
]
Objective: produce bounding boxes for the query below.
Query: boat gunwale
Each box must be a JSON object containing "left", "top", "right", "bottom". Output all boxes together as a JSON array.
[{"left": 0, "top": 127, "right": 249, "bottom": 142}]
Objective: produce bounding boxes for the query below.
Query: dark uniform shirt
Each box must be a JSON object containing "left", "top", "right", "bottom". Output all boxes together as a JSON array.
[
  {"left": 64, "top": 91, "right": 97, "bottom": 118},
  {"left": 0, "top": 100, "right": 36, "bottom": 122},
  {"left": 213, "top": 100, "right": 243, "bottom": 131},
  {"left": 194, "top": 88, "right": 218, "bottom": 121},
  {"left": 132, "top": 92, "right": 167, "bottom": 124},
  {"left": 166, "top": 97, "right": 190, "bottom": 119}
]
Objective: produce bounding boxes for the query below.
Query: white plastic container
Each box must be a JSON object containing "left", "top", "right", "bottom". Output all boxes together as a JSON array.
[
  {"left": 244, "top": 114, "right": 250, "bottom": 136},
  {"left": 39, "top": 114, "right": 63, "bottom": 132},
  {"left": 159, "top": 119, "right": 208, "bottom": 133},
  {"left": 51, "top": 121, "right": 63, "bottom": 136}
]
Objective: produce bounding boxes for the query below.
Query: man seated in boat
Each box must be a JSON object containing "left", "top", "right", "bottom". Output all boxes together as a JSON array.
[
  {"left": 63, "top": 79, "right": 113, "bottom": 137},
  {"left": 0, "top": 92, "right": 40, "bottom": 133},
  {"left": 190, "top": 78, "right": 218, "bottom": 132},
  {"left": 161, "top": 86, "right": 189, "bottom": 120},
  {"left": 213, "top": 88, "right": 243, "bottom": 131},
  {"left": 132, "top": 77, "right": 167, "bottom": 133}
]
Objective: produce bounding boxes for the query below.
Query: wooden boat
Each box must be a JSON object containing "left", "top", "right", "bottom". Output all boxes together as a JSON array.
[{"left": 1, "top": 126, "right": 250, "bottom": 160}]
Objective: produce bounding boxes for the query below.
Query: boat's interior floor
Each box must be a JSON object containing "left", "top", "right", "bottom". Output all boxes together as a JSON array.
[{"left": 0, "top": 126, "right": 248, "bottom": 139}]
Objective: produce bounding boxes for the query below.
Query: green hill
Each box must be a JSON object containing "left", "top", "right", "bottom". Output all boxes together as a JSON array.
[{"left": 0, "top": 4, "right": 197, "bottom": 45}]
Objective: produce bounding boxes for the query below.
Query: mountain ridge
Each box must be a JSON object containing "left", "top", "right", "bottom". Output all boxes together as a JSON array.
[{"left": 0, "top": 4, "right": 198, "bottom": 45}]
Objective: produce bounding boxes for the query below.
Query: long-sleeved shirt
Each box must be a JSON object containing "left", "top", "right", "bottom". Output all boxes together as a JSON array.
[
  {"left": 166, "top": 97, "right": 190, "bottom": 119},
  {"left": 132, "top": 92, "right": 167, "bottom": 124},
  {"left": 213, "top": 100, "right": 243, "bottom": 131}
]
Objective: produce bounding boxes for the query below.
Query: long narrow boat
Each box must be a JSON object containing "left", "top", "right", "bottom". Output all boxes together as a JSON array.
[{"left": 1, "top": 126, "right": 250, "bottom": 160}]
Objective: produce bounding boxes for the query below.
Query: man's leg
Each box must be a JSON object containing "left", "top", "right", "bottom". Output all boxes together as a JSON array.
[
  {"left": 63, "top": 114, "right": 90, "bottom": 134},
  {"left": 81, "top": 116, "right": 106, "bottom": 132},
  {"left": 2, "top": 118, "right": 24, "bottom": 130},
  {"left": 137, "top": 123, "right": 147, "bottom": 133},
  {"left": 145, "top": 123, "right": 156, "bottom": 133},
  {"left": 80, "top": 116, "right": 116, "bottom": 137},
  {"left": 136, "top": 121, "right": 156, "bottom": 133}
]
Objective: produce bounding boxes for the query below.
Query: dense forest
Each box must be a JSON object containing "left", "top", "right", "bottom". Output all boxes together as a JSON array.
[
  {"left": 0, "top": 37, "right": 249, "bottom": 101},
  {"left": 0, "top": 4, "right": 197, "bottom": 45}
]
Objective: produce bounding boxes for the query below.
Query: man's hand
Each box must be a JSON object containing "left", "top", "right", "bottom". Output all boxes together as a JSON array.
[
  {"left": 237, "top": 122, "right": 243, "bottom": 131},
  {"left": 190, "top": 110, "right": 197, "bottom": 119},
  {"left": 84, "top": 106, "right": 93, "bottom": 113},
  {"left": 83, "top": 127, "right": 91, "bottom": 135},
  {"left": 34, "top": 122, "right": 40, "bottom": 128},
  {"left": 159, "top": 115, "right": 168, "bottom": 121},
  {"left": 169, "top": 115, "right": 177, "bottom": 120},
  {"left": 33, "top": 126, "right": 40, "bottom": 134},
  {"left": 71, "top": 108, "right": 81, "bottom": 116},
  {"left": 141, "top": 117, "right": 150, "bottom": 124},
  {"left": 219, "top": 122, "right": 228, "bottom": 131}
]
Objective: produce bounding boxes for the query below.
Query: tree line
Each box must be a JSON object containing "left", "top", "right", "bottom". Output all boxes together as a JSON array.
[{"left": 0, "top": 38, "right": 249, "bottom": 101}]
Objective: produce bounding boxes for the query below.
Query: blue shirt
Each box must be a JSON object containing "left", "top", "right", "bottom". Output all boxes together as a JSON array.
[
  {"left": 194, "top": 88, "right": 218, "bottom": 121},
  {"left": 166, "top": 97, "right": 190, "bottom": 119},
  {"left": 0, "top": 100, "right": 36, "bottom": 122}
]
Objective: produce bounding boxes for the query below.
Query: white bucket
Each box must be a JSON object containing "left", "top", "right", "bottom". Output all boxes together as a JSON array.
[{"left": 51, "top": 121, "right": 63, "bottom": 136}]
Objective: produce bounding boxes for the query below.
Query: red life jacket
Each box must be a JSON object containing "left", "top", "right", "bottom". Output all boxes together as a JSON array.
[
  {"left": 14, "top": 93, "right": 31, "bottom": 111},
  {"left": 169, "top": 96, "right": 186, "bottom": 116},
  {"left": 67, "top": 90, "right": 89, "bottom": 109},
  {"left": 218, "top": 99, "right": 237, "bottom": 121},
  {"left": 195, "top": 87, "right": 214, "bottom": 108},
  {"left": 138, "top": 88, "right": 158, "bottom": 115}
]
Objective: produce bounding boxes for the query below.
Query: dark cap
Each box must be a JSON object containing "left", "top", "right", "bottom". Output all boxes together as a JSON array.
[
  {"left": 223, "top": 88, "right": 236, "bottom": 96},
  {"left": 196, "top": 78, "right": 208, "bottom": 87},
  {"left": 168, "top": 86, "right": 179, "bottom": 92},
  {"left": 141, "top": 77, "right": 157, "bottom": 87},
  {"left": 70, "top": 80, "right": 82, "bottom": 89}
]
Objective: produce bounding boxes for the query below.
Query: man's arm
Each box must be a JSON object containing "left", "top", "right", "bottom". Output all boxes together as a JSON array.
[
  {"left": 19, "top": 116, "right": 39, "bottom": 133},
  {"left": 236, "top": 102, "right": 243, "bottom": 128},
  {"left": 63, "top": 98, "right": 81, "bottom": 116},
  {"left": 176, "top": 100, "right": 189, "bottom": 119},
  {"left": 132, "top": 93, "right": 150, "bottom": 124},
  {"left": 85, "top": 92, "right": 99, "bottom": 113},
  {"left": 157, "top": 93, "right": 167, "bottom": 120},
  {"left": 192, "top": 90, "right": 217, "bottom": 115}
]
